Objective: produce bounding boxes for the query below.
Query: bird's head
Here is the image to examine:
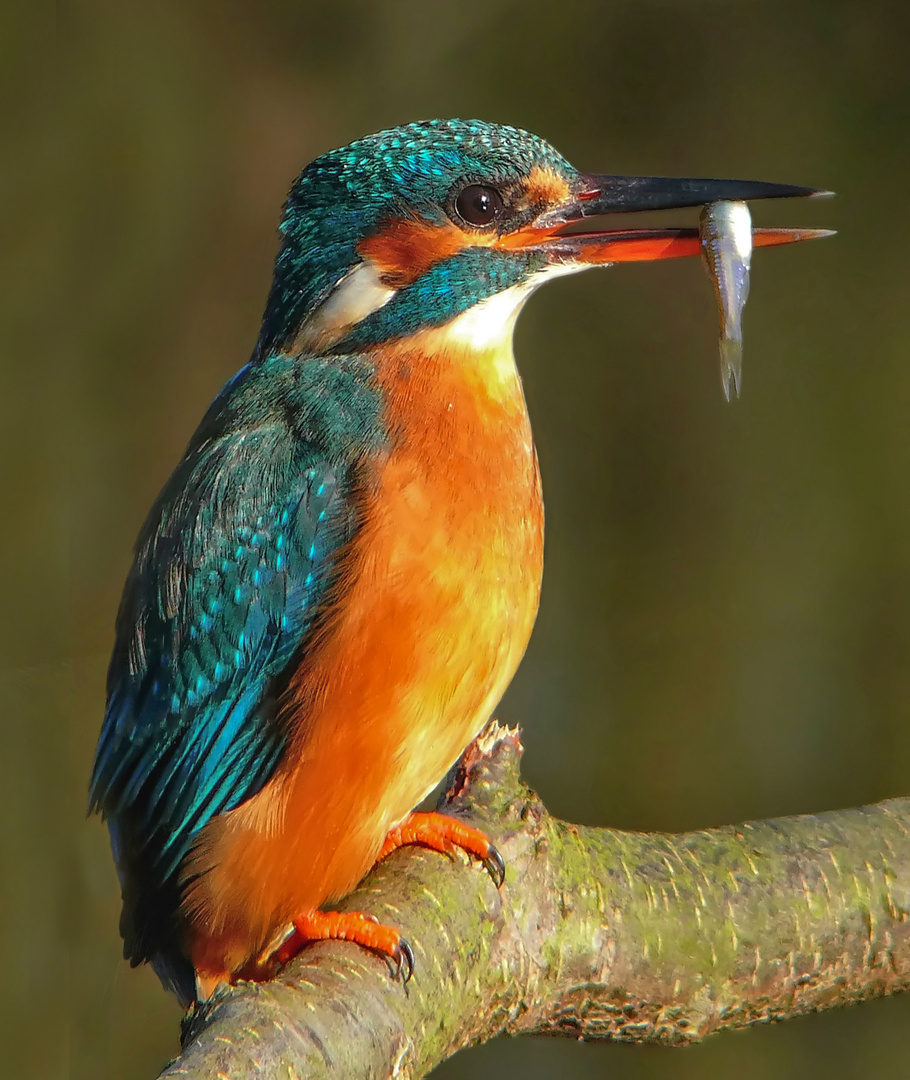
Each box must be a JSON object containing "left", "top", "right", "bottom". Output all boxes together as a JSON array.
[{"left": 257, "top": 118, "right": 821, "bottom": 359}]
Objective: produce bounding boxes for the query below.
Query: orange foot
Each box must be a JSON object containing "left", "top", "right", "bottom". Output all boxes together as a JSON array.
[
  {"left": 273, "top": 910, "right": 415, "bottom": 982},
  {"left": 378, "top": 811, "right": 505, "bottom": 888},
  {"left": 270, "top": 815, "right": 502, "bottom": 986}
]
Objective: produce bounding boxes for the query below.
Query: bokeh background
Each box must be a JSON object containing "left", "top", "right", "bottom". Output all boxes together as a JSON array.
[{"left": 6, "top": 1, "right": 909, "bottom": 1077}]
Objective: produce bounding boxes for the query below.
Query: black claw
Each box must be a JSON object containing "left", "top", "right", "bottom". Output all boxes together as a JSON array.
[
  {"left": 483, "top": 843, "right": 506, "bottom": 889},
  {"left": 396, "top": 937, "right": 415, "bottom": 984}
]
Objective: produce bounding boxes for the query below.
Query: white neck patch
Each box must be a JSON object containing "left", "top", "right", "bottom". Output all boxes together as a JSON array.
[
  {"left": 295, "top": 257, "right": 587, "bottom": 367},
  {"left": 296, "top": 260, "right": 396, "bottom": 350}
]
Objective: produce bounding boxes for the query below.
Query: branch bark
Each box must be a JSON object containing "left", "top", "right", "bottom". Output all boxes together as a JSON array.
[{"left": 159, "top": 724, "right": 910, "bottom": 1079}]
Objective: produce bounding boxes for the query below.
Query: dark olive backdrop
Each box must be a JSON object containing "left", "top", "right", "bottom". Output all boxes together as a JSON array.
[{"left": 7, "top": 2, "right": 909, "bottom": 1077}]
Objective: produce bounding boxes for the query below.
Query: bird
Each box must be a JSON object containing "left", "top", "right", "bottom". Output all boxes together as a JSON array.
[{"left": 89, "top": 118, "right": 824, "bottom": 1006}]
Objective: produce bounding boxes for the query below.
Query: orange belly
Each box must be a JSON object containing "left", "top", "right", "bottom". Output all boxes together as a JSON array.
[{"left": 182, "top": 329, "right": 543, "bottom": 978}]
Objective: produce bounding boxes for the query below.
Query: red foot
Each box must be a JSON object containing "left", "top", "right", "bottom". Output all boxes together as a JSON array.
[
  {"left": 378, "top": 811, "right": 505, "bottom": 887},
  {"left": 274, "top": 910, "right": 414, "bottom": 981}
]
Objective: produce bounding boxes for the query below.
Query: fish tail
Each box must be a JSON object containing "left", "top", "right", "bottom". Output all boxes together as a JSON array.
[{"left": 719, "top": 338, "right": 743, "bottom": 401}]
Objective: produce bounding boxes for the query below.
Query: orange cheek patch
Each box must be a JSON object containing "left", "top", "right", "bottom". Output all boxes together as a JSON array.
[
  {"left": 358, "top": 217, "right": 476, "bottom": 289},
  {"left": 523, "top": 165, "right": 571, "bottom": 209},
  {"left": 358, "top": 169, "right": 572, "bottom": 284}
]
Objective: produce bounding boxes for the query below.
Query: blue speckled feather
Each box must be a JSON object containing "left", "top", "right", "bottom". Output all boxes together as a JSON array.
[{"left": 89, "top": 352, "right": 384, "bottom": 966}]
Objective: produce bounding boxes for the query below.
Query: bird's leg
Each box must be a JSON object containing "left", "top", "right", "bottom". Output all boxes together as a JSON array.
[
  {"left": 264, "top": 814, "right": 503, "bottom": 986},
  {"left": 271, "top": 910, "right": 415, "bottom": 981},
  {"left": 378, "top": 811, "right": 505, "bottom": 887}
]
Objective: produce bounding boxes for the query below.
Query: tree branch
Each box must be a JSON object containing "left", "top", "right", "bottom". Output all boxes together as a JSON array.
[{"left": 159, "top": 724, "right": 910, "bottom": 1079}]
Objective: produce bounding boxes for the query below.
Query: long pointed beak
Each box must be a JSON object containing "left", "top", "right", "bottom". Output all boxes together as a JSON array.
[
  {"left": 503, "top": 172, "right": 833, "bottom": 263},
  {"left": 548, "top": 172, "right": 829, "bottom": 221}
]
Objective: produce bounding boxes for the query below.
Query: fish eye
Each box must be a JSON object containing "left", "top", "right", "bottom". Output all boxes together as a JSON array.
[{"left": 454, "top": 184, "right": 505, "bottom": 228}]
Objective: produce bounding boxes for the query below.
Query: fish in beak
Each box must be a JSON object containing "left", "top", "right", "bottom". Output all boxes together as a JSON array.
[{"left": 501, "top": 171, "right": 833, "bottom": 398}]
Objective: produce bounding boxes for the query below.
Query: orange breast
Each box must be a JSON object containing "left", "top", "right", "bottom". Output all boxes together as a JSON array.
[{"left": 182, "top": 328, "right": 543, "bottom": 978}]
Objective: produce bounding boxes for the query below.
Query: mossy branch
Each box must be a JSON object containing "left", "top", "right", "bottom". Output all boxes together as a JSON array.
[{"left": 159, "top": 723, "right": 910, "bottom": 1079}]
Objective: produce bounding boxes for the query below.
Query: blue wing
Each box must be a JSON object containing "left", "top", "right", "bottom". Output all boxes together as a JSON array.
[
  {"left": 88, "top": 359, "right": 377, "bottom": 974},
  {"left": 91, "top": 441, "right": 343, "bottom": 855}
]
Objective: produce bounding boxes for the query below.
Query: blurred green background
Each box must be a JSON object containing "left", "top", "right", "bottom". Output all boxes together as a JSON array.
[{"left": 6, "top": 1, "right": 909, "bottom": 1077}]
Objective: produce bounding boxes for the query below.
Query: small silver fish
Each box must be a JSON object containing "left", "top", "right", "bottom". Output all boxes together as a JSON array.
[{"left": 699, "top": 200, "right": 753, "bottom": 401}]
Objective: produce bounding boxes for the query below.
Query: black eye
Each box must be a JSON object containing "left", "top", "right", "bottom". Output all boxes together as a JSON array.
[{"left": 454, "top": 184, "right": 504, "bottom": 227}]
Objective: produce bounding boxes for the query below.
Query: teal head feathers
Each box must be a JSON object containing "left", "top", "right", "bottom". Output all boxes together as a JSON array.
[{"left": 258, "top": 119, "right": 576, "bottom": 355}]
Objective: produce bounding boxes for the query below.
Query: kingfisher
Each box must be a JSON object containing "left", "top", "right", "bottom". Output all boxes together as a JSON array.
[{"left": 89, "top": 119, "right": 825, "bottom": 1006}]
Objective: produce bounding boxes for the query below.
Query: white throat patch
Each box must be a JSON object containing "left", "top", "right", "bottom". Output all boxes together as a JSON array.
[{"left": 441, "top": 262, "right": 585, "bottom": 353}]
